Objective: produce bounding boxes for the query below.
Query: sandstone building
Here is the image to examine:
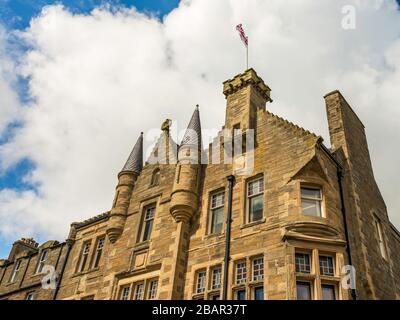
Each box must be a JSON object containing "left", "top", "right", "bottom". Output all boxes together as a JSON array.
[{"left": 1, "top": 69, "right": 399, "bottom": 300}]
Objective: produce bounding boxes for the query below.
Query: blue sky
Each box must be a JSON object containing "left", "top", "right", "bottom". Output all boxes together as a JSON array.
[
  {"left": 0, "top": 0, "right": 180, "bottom": 259},
  {"left": 0, "top": 0, "right": 399, "bottom": 261}
]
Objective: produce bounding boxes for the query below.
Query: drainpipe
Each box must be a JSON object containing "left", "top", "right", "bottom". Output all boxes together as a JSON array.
[
  {"left": 337, "top": 167, "right": 357, "bottom": 300},
  {"left": 53, "top": 242, "right": 73, "bottom": 300},
  {"left": 222, "top": 175, "right": 235, "bottom": 300}
]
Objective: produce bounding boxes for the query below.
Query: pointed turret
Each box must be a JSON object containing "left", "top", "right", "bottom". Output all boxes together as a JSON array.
[
  {"left": 120, "top": 132, "right": 143, "bottom": 175},
  {"left": 178, "top": 105, "right": 202, "bottom": 164},
  {"left": 107, "top": 133, "right": 143, "bottom": 243}
]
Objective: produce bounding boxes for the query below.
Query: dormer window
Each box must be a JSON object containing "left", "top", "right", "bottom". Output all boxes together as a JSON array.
[
  {"left": 10, "top": 259, "right": 22, "bottom": 283},
  {"left": 36, "top": 249, "right": 49, "bottom": 274},
  {"left": 301, "top": 186, "right": 322, "bottom": 217}
]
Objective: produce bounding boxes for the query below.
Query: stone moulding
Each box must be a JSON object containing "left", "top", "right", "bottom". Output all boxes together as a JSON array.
[{"left": 282, "top": 221, "right": 346, "bottom": 246}]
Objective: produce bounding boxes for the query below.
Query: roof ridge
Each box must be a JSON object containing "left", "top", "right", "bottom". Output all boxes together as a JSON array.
[{"left": 266, "top": 110, "right": 319, "bottom": 138}]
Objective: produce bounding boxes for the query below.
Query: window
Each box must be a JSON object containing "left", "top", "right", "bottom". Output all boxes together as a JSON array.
[
  {"left": 211, "top": 267, "right": 222, "bottom": 290},
  {"left": 374, "top": 217, "right": 387, "bottom": 260},
  {"left": 151, "top": 169, "right": 161, "bottom": 186},
  {"left": 92, "top": 237, "right": 105, "bottom": 269},
  {"left": 254, "top": 287, "right": 264, "bottom": 300},
  {"left": 301, "top": 187, "right": 322, "bottom": 217},
  {"left": 322, "top": 284, "right": 336, "bottom": 300},
  {"left": 236, "top": 290, "right": 246, "bottom": 300},
  {"left": 210, "top": 294, "right": 220, "bottom": 300},
  {"left": 36, "top": 250, "right": 49, "bottom": 274},
  {"left": 319, "top": 256, "right": 334, "bottom": 276},
  {"left": 252, "top": 257, "right": 264, "bottom": 281},
  {"left": 10, "top": 260, "right": 22, "bottom": 282},
  {"left": 235, "top": 261, "right": 247, "bottom": 284},
  {"left": 120, "top": 286, "right": 131, "bottom": 300},
  {"left": 141, "top": 206, "right": 156, "bottom": 242},
  {"left": 134, "top": 283, "right": 144, "bottom": 300},
  {"left": 196, "top": 271, "right": 206, "bottom": 294},
  {"left": 296, "top": 281, "right": 312, "bottom": 300},
  {"left": 78, "top": 242, "right": 91, "bottom": 272},
  {"left": 210, "top": 192, "right": 224, "bottom": 234},
  {"left": 26, "top": 292, "right": 35, "bottom": 300},
  {"left": 247, "top": 177, "right": 264, "bottom": 223},
  {"left": 148, "top": 279, "right": 158, "bottom": 299},
  {"left": 295, "top": 253, "right": 311, "bottom": 274}
]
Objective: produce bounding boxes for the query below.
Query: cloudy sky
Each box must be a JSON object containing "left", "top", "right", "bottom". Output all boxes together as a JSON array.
[{"left": 0, "top": 0, "right": 399, "bottom": 258}]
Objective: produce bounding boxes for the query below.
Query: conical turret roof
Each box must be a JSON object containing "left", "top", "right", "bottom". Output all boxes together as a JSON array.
[
  {"left": 121, "top": 132, "right": 143, "bottom": 174},
  {"left": 180, "top": 105, "right": 202, "bottom": 149}
]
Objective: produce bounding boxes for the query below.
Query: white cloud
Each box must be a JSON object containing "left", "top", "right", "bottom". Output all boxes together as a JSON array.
[
  {"left": 0, "top": 25, "right": 20, "bottom": 135},
  {"left": 0, "top": 0, "right": 399, "bottom": 244}
]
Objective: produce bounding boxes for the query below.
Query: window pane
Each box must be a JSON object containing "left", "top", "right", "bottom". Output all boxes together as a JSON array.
[
  {"left": 212, "top": 268, "right": 221, "bottom": 289},
  {"left": 211, "top": 207, "right": 224, "bottom": 234},
  {"left": 237, "top": 290, "right": 246, "bottom": 300},
  {"left": 143, "top": 219, "right": 153, "bottom": 241},
  {"left": 248, "top": 178, "right": 263, "bottom": 196},
  {"left": 235, "top": 262, "right": 247, "bottom": 284},
  {"left": 211, "top": 192, "right": 224, "bottom": 208},
  {"left": 249, "top": 194, "right": 263, "bottom": 222},
  {"left": 196, "top": 271, "right": 206, "bottom": 293},
  {"left": 295, "top": 253, "right": 311, "bottom": 273},
  {"left": 301, "top": 188, "right": 321, "bottom": 199},
  {"left": 252, "top": 258, "right": 264, "bottom": 281},
  {"left": 296, "top": 282, "right": 311, "bottom": 300},
  {"left": 301, "top": 199, "right": 321, "bottom": 216},
  {"left": 322, "top": 285, "right": 336, "bottom": 300},
  {"left": 319, "top": 256, "right": 334, "bottom": 276},
  {"left": 254, "top": 287, "right": 264, "bottom": 300}
]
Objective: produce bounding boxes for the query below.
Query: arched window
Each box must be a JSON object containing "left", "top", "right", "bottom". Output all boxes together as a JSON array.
[{"left": 151, "top": 169, "right": 161, "bottom": 186}]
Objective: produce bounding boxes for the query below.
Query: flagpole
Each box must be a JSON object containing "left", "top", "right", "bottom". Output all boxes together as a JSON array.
[{"left": 246, "top": 43, "right": 249, "bottom": 70}]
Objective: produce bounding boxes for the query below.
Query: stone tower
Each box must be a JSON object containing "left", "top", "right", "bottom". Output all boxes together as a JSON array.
[
  {"left": 106, "top": 133, "right": 143, "bottom": 243},
  {"left": 168, "top": 106, "right": 202, "bottom": 299},
  {"left": 324, "top": 91, "right": 398, "bottom": 299}
]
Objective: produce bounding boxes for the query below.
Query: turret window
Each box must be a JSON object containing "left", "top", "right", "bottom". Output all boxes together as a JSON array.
[
  {"left": 36, "top": 249, "right": 49, "bottom": 274},
  {"left": 301, "top": 187, "right": 322, "bottom": 217},
  {"left": 247, "top": 176, "right": 264, "bottom": 223},
  {"left": 209, "top": 191, "right": 225, "bottom": 234},
  {"left": 141, "top": 206, "right": 156, "bottom": 242}
]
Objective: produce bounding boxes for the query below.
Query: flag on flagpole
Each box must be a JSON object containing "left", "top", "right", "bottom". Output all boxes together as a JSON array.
[{"left": 236, "top": 24, "right": 248, "bottom": 47}]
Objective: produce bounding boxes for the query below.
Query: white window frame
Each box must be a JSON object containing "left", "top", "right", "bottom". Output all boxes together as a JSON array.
[
  {"left": 141, "top": 206, "right": 156, "bottom": 242},
  {"left": 78, "top": 241, "right": 91, "bottom": 272},
  {"left": 209, "top": 191, "right": 225, "bottom": 234},
  {"left": 196, "top": 271, "right": 206, "bottom": 294},
  {"left": 148, "top": 279, "right": 158, "bottom": 299},
  {"left": 36, "top": 250, "right": 49, "bottom": 274},
  {"left": 252, "top": 257, "right": 264, "bottom": 282},
  {"left": 211, "top": 267, "right": 222, "bottom": 290},
  {"left": 10, "top": 259, "right": 22, "bottom": 283},
  {"left": 295, "top": 252, "right": 311, "bottom": 274},
  {"left": 300, "top": 186, "right": 323, "bottom": 217},
  {"left": 235, "top": 261, "right": 247, "bottom": 284},
  {"left": 246, "top": 176, "right": 264, "bottom": 223},
  {"left": 120, "top": 285, "right": 131, "bottom": 300},
  {"left": 319, "top": 255, "right": 335, "bottom": 276},
  {"left": 134, "top": 283, "right": 144, "bottom": 300},
  {"left": 92, "top": 237, "right": 105, "bottom": 269}
]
